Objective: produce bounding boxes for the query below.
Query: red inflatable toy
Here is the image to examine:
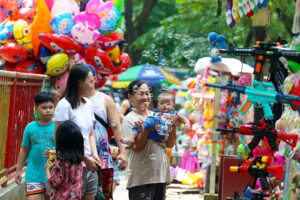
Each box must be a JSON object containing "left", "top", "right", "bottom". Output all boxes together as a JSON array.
[
  {"left": 0, "top": 42, "right": 28, "bottom": 63},
  {"left": 39, "top": 33, "right": 82, "bottom": 55},
  {"left": 94, "top": 72, "right": 107, "bottom": 89},
  {"left": 14, "top": 60, "right": 44, "bottom": 74},
  {"left": 81, "top": 45, "right": 113, "bottom": 74},
  {"left": 289, "top": 80, "right": 300, "bottom": 111},
  {"left": 111, "top": 52, "right": 131, "bottom": 75}
]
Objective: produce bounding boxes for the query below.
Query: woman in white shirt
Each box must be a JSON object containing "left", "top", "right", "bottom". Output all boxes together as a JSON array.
[{"left": 54, "top": 64, "right": 101, "bottom": 200}]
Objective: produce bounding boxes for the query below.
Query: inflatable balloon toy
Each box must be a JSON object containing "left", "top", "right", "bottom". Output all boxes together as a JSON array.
[
  {"left": 96, "top": 31, "right": 123, "bottom": 50},
  {"left": 53, "top": 70, "right": 69, "bottom": 97},
  {"left": 100, "top": 7, "right": 120, "bottom": 32},
  {"left": 81, "top": 45, "right": 113, "bottom": 74},
  {"left": 51, "top": 0, "right": 79, "bottom": 18},
  {"left": 31, "top": 0, "right": 53, "bottom": 59},
  {"left": 85, "top": 0, "right": 113, "bottom": 17},
  {"left": 13, "top": 19, "right": 33, "bottom": 52},
  {"left": 39, "top": 33, "right": 82, "bottom": 55},
  {"left": 105, "top": 45, "right": 120, "bottom": 64},
  {"left": 70, "top": 0, "right": 108, "bottom": 45},
  {"left": 94, "top": 72, "right": 107, "bottom": 89},
  {"left": 0, "top": 20, "right": 14, "bottom": 43},
  {"left": 71, "top": 21, "right": 101, "bottom": 45},
  {"left": 13, "top": 60, "right": 43, "bottom": 74},
  {"left": 50, "top": 12, "right": 74, "bottom": 35},
  {"left": 208, "top": 32, "right": 227, "bottom": 63},
  {"left": 110, "top": 52, "right": 131, "bottom": 75},
  {"left": 70, "top": 53, "right": 87, "bottom": 66},
  {"left": 46, "top": 53, "right": 69, "bottom": 76},
  {"left": 12, "top": 6, "right": 36, "bottom": 23},
  {"left": 0, "top": 42, "right": 28, "bottom": 63},
  {"left": 39, "top": 45, "right": 52, "bottom": 64},
  {"left": 0, "top": 0, "right": 35, "bottom": 23}
]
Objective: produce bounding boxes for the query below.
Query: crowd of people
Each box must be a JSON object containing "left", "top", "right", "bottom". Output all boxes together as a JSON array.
[{"left": 15, "top": 64, "right": 189, "bottom": 200}]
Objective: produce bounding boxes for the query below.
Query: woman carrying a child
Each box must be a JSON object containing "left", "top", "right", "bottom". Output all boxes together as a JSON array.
[{"left": 122, "top": 79, "right": 178, "bottom": 200}]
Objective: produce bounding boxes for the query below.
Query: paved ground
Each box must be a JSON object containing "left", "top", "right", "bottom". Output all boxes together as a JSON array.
[{"left": 113, "top": 172, "right": 204, "bottom": 200}]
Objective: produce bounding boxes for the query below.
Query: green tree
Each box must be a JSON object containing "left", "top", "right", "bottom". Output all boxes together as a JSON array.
[{"left": 124, "top": 0, "right": 296, "bottom": 72}]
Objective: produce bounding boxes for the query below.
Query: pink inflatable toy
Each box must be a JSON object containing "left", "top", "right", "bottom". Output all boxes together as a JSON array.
[{"left": 51, "top": 0, "right": 79, "bottom": 17}]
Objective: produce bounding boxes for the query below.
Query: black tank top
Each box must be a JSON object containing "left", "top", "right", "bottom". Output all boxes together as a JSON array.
[{"left": 124, "top": 100, "right": 133, "bottom": 116}]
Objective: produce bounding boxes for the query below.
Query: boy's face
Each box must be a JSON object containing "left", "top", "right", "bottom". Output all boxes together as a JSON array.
[
  {"left": 35, "top": 101, "right": 54, "bottom": 121},
  {"left": 157, "top": 95, "right": 175, "bottom": 113}
]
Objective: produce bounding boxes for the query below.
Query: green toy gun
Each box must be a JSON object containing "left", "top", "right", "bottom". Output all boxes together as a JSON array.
[
  {"left": 219, "top": 41, "right": 300, "bottom": 75},
  {"left": 205, "top": 80, "right": 300, "bottom": 119}
]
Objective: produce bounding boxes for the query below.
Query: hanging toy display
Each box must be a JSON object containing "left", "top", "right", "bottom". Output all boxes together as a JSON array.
[{"left": 226, "top": 0, "right": 270, "bottom": 28}]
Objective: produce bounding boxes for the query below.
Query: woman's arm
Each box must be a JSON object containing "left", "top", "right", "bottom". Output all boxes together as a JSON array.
[
  {"left": 131, "top": 120, "right": 150, "bottom": 152},
  {"left": 120, "top": 99, "right": 130, "bottom": 115},
  {"left": 89, "top": 129, "right": 101, "bottom": 169},
  {"left": 105, "top": 95, "right": 127, "bottom": 169}
]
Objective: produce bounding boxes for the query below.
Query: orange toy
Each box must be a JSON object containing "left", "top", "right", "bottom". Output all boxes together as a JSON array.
[{"left": 31, "top": 0, "right": 53, "bottom": 59}]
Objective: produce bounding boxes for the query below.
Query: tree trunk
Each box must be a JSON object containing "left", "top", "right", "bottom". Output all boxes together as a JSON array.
[
  {"left": 135, "top": 0, "right": 159, "bottom": 37},
  {"left": 124, "top": 0, "right": 158, "bottom": 65}
]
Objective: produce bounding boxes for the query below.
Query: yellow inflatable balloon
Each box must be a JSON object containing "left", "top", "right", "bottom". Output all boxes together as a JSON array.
[
  {"left": 13, "top": 19, "right": 33, "bottom": 52},
  {"left": 46, "top": 53, "right": 69, "bottom": 76},
  {"left": 105, "top": 45, "right": 120, "bottom": 64}
]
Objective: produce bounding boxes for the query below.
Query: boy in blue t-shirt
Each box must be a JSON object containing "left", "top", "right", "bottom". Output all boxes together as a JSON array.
[{"left": 15, "top": 92, "right": 55, "bottom": 200}]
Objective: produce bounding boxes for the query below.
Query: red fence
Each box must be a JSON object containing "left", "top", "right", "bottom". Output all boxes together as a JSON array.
[{"left": 0, "top": 70, "right": 51, "bottom": 182}]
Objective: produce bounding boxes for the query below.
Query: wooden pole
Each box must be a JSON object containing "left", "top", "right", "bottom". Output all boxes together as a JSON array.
[{"left": 204, "top": 76, "right": 220, "bottom": 200}]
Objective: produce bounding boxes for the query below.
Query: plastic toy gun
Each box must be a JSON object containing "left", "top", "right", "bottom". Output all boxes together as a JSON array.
[
  {"left": 205, "top": 80, "right": 300, "bottom": 119},
  {"left": 219, "top": 41, "right": 300, "bottom": 75},
  {"left": 217, "top": 119, "right": 299, "bottom": 152},
  {"left": 230, "top": 156, "right": 283, "bottom": 190}
]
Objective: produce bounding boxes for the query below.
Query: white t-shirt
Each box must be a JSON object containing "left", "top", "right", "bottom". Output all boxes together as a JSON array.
[{"left": 54, "top": 97, "right": 95, "bottom": 157}]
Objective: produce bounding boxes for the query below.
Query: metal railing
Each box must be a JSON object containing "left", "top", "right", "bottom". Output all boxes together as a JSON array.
[{"left": 0, "top": 70, "right": 51, "bottom": 187}]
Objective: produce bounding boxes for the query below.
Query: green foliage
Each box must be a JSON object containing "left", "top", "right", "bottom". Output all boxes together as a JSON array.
[{"left": 129, "top": 0, "right": 295, "bottom": 73}]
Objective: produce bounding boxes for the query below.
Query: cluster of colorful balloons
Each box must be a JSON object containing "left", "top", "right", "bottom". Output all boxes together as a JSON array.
[{"left": 0, "top": 0, "right": 130, "bottom": 95}]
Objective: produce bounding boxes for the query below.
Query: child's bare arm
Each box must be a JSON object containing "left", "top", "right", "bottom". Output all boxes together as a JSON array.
[
  {"left": 44, "top": 160, "right": 57, "bottom": 190},
  {"left": 15, "top": 146, "right": 29, "bottom": 185},
  {"left": 177, "top": 113, "right": 190, "bottom": 131}
]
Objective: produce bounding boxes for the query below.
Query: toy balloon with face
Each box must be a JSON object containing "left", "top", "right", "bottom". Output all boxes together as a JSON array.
[
  {"left": 82, "top": 45, "right": 113, "bottom": 74},
  {"left": 0, "top": 42, "right": 28, "bottom": 63},
  {"left": 14, "top": 60, "right": 44, "bottom": 74},
  {"left": 39, "top": 33, "right": 82, "bottom": 55},
  {"left": 50, "top": 12, "right": 74, "bottom": 35},
  {"left": 53, "top": 70, "right": 69, "bottom": 96},
  {"left": 71, "top": 22, "right": 101, "bottom": 45},
  {"left": 13, "top": 19, "right": 33, "bottom": 52},
  {"left": 46, "top": 53, "right": 69, "bottom": 76}
]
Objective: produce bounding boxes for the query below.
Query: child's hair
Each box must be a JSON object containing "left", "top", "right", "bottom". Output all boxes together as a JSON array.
[
  {"left": 56, "top": 120, "right": 84, "bottom": 165},
  {"left": 34, "top": 92, "right": 54, "bottom": 106},
  {"left": 158, "top": 92, "right": 175, "bottom": 104}
]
